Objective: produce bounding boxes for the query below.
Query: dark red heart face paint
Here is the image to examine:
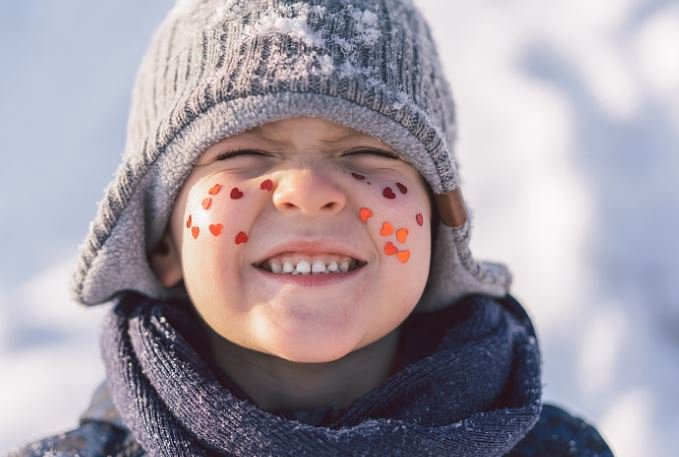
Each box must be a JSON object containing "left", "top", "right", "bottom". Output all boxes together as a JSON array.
[
  {"left": 202, "top": 198, "right": 212, "bottom": 210},
  {"left": 396, "top": 182, "right": 408, "bottom": 194},
  {"left": 416, "top": 213, "right": 424, "bottom": 226},
  {"left": 351, "top": 172, "right": 366, "bottom": 181},
  {"left": 230, "top": 187, "right": 244, "bottom": 199},
  {"left": 382, "top": 187, "right": 396, "bottom": 199},
  {"left": 209, "top": 224, "right": 223, "bottom": 236},
  {"left": 260, "top": 179, "right": 273, "bottom": 191},
  {"left": 208, "top": 184, "right": 222, "bottom": 195},
  {"left": 235, "top": 231, "right": 248, "bottom": 245},
  {"left": 191, "top": 227, "right": 200, "bottom": 239},
  {"left": 186, "top": 215, "right": 192, "bottom": 228}
]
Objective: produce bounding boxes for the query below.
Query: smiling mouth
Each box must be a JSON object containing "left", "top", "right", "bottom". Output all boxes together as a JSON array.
[{"left": 254, "top": 256, "right": 367, "bottom": 275}]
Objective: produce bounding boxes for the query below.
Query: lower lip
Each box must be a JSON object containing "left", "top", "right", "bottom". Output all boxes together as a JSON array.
[{"left": 253, "top": 265, "right": 366, "bottom": 287}]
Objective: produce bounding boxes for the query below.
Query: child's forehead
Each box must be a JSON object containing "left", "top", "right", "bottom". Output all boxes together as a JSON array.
[{"left": 213, "top": 117, "right": 395, "bottom": 149}]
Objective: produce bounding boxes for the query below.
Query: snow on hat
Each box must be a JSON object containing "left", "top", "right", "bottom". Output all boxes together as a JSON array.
[{"left": 72, "top": 0, "right": 511, "bottom": 310}]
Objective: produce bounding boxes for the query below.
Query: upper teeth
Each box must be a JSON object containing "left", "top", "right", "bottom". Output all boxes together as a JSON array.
[{"left": 260, "top": 256, "right": 360, "bottom": 275}]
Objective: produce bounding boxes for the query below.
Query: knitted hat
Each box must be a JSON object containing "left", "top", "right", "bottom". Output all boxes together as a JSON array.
[{"left": 72, "top": 0, "right": 511, "bottom": 311}]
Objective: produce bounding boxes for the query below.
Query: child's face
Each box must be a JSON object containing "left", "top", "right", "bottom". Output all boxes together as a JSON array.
[{"left": 156, "top": 117, "right": 432, "bottom": 362}]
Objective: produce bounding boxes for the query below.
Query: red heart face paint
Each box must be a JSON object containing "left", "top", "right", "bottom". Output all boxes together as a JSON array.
[
  {"left": 209, "top": 224, "right": 223, "bottom": 236},
  {"left": 384, "top": 241, "right": 397, "bottom": 256},
  {"left": 382, "top": 187, "right": 396, "bottom": 199},
  {"left": 260, "top": 179, "right": 274, "bottom": 191},
  {"left": 191, "top": 226, "right": 200, "bottom": 239},
  {"left": 208, "top": 184, "right": 222, "bottom": 195},
  {"left": 396, "top": 182, "right": 408, "bottom": 194},
  {"left": 380, "top": 221, "right": 394, "bottom": 236},
  {"left": 235, "top": 231, "right": 248, "bottom": 245},
  {"left": 202, "top": 198, "right": 212, "bottom": 210},
  {"left": 186, "top": 214, "right": 192, "bottom": 228},
  {"left": 416, "top": 213, "right": 424, "bottom": 226},
  {"left": 351, "top": 172, "right": 366, "bottom": 181},
  {"left": 395, "top": 228, "right": 408, "bottom": 244},
  {"left": 359, "top": 207, "right": 373, "bottom": 223},
  {"left": 230, "top": 187, "right": 244, "bottom": 199},
  {"left": 396, "top": 250, "right": 410, "bottom": 263}
]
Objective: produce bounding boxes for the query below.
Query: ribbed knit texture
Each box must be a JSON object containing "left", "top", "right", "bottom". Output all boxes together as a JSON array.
[
  {"left": 100, "top": 293, "right": 542, "bottom": 456},
  {"left": 72, "top": 0, "right": 512, "bottom": 309}
]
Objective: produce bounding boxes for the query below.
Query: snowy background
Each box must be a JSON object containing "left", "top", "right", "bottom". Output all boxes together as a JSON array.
[{"left": 1, "top": 1, "right": 678, "bottom": 455}]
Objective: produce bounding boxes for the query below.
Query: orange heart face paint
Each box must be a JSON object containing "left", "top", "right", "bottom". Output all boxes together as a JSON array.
[
  {"left": 396, "top": 250, "right": 410, "bottom": 263},
  {"left": 186, "top": 214, "right": 192, "bottom": 228},
  {"left": 208, "top": 184, "right": 222, "bottom": 195},
  {"left": 209, "top": 224, "right": 223, "bottom": 236},
  {"left": 416, "top": 213, "right": 424, "bottom": 226},
  {"left": 202, "top": 198, "right": 212, "bottom": 210},
  {"left": 395, "top": 228, "right": 408, "bottom": 244},
  {"left": 359, "top": 207, "right": 373, "bottom": 222},
  {"left": 191, "top": 226, "right": 200, "bottom": 239},
  {"left": 230, "top": 187, "right": 244, "bottom": 199},
  {"left": 235, "top": 231, "right": 248, "bottom": 245},
  {"left": 384, "top": 241, "right": 397, "bottom": 255},
  {"left": 260, "top": 179, "right": 274, "bottom": 191},
  {"left": 379, "top": 222, "right": 394, "bottom": 236},
  {"left": 382, "top": 187, "right": 396, "bottom": 199}
]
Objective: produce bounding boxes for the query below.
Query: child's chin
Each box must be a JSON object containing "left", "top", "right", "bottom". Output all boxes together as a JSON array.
[{"left": 266, "top": 334, "right": 357, "bottom": 363}]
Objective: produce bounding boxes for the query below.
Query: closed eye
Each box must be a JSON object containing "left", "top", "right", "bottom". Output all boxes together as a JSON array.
[
  {"left": 343, "top": 148, "right": 400, "bottom": 160},
  {"left": 212, "top": 148, "right": 399, "bottom": 161},
  {"left": 215, "top": 149, "right": 269, "bottom": 160}
]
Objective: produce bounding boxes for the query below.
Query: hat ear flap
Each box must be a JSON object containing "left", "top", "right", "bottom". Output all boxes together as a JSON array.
[{"left": 148, "top": 231, "right": 183, "bottom": 288}]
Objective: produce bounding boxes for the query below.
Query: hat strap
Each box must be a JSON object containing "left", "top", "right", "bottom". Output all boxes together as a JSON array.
[{"left": 435, "top": 189, "right": 468, "bottom": 227}]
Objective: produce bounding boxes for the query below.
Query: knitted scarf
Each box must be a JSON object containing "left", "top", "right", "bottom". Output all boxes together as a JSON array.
[{"left": 101, "top": 293, "right": 542, "bottom": 456}]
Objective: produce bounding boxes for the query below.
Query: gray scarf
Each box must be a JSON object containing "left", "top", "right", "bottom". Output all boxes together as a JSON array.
[{"left": 101, "top": 293, "right": 541, "bottom": 456}]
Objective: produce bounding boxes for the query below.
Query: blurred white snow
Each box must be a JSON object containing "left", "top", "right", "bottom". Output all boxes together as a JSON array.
[{"left": 1, "top": 1, "right": 678, "bottom": 456}]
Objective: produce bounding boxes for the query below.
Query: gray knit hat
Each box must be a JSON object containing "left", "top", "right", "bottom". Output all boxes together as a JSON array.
[{"left": 72, "top": 0, "right": 511, "bottom": 310}]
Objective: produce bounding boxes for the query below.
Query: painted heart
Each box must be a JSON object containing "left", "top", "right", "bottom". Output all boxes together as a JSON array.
[
  {"left": 185, "top": 214, "right": 192, "bottom": 229},
  {"left": 382, "top": 187, "right": 396, "bottom": 199},
  {"left": 230, "top": 187, "right": 244, "bottom": 199},
  {"left": 260, "top": 179, "right": 273, "bottom": 191},
  {"left": 191, "top": 226, "right": 200, "bottom": 239},
  {"left": 397, "top": 249, "right": 410, "bottom": 263},
  {"left": 396, "top": 182, "right": 408, "bottom": 194},
  {"left": 235, "top": 231, "right": 248, "bottom": 245},
  {"left": 416, "top": 213, "right": 424, "bottom": 226},
  {"left": 383, "top": 241, "right": 397, "bottom": 256},
  {"left": 209, "top": 224, "right": 223, "bottom": 236},
  {"left": 359, "top": 207, "right": 373, "bottom": 223},
  {"left": 380, "top": 221, "right": 394, "bottom": 236},
  {"left": 202, "top": 198, "right": 212, "bottom": 210},
  {"left": 208, "top": 184, "right": 222, "bottom": 195},
  {"left": 396, "top": 227, "right": 408, "bottom": 244}
]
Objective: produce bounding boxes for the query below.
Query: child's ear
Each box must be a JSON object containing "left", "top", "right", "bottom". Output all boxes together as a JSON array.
[{"left": 148, "top": 230, "right": 183, "bottom": 288}]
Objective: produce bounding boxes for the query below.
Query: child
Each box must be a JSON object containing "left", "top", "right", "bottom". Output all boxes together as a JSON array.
[{"left": 9, "top": 0, "right": 613, "bottom": 456}]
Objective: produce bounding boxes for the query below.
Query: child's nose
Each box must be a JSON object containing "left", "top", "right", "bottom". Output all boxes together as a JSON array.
[{"left": 272, "top": 168, "right": 346, "bottom": 216}]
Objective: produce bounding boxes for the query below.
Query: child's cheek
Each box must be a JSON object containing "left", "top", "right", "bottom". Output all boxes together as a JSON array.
[
  {"left": 182, "top": 178, "right": 275, "bottom": 247},
  {"left": 355, "top": 178, "right": 427, "bottom": 266}
]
